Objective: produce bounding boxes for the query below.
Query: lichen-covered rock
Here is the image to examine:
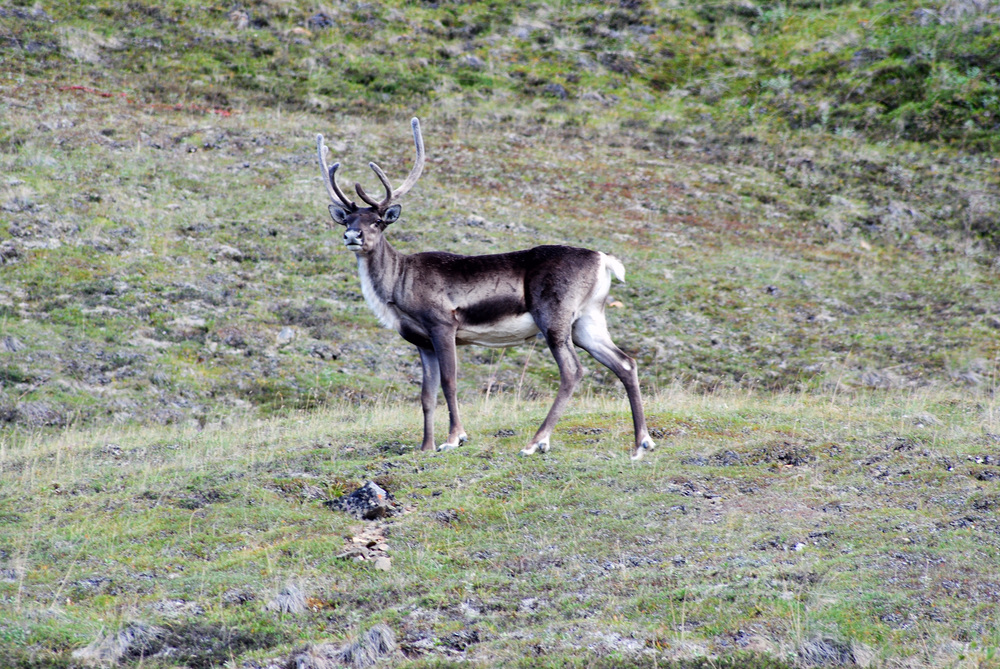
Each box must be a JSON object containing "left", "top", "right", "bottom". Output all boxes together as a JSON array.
[{"left": 325, "top": 481, "right": 395, "bottom": 520}]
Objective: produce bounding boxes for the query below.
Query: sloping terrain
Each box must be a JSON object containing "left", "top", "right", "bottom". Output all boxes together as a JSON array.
[{"left": 0, "top": 0, "right": 998, "bottom": 667}]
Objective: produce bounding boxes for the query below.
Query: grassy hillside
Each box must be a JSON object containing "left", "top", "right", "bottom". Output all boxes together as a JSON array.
[
  {"left": 1, "top": 0, "right": 999, "bottom": 666},
  {"left": 1, "top": 389, "right": 999, "bottom": 667},
  {"left": 1, "top": 0, "right": 999, "bottom": 430},
  {"left": 5, "top": 0, "right": 1000, "bottom": 149}
]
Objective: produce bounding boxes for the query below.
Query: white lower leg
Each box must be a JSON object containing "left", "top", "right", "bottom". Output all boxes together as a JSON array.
[
  {"left": 436, "top": 433, "right": 468, "bottom": 452},
  {"left": 631, "top": 436, "right": 655, "bottom": 461},
  {"left": 520, "top": 437, "right": 550, "bottom": 456}
]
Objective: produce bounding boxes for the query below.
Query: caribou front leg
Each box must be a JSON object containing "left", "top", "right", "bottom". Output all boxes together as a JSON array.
[
  {"left": 430, "top": 328, "right": 468, "bottom": 452},
  {"left": 417, "top": 347, "right": 441, "bottom": 451}
]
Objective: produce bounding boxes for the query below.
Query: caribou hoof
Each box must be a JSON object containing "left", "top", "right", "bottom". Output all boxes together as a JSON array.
[
  {"left": 520, "top": 439, "right": 549, "bottom": 456},
  {"left": 436, "top": 434, "right": 468, "bottom": 453},
  {"left": 630, "top": 437, "right": 656, "bottom": 461}
]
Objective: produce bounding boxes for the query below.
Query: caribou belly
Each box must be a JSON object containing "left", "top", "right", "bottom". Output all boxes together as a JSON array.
[{"left": 457, "top": 313, "right": 540, "bottom": 348}]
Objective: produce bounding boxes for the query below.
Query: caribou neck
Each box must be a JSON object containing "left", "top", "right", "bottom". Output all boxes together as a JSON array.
[{"left": 356, "top": 239, "right": 405, "bottom": 330}]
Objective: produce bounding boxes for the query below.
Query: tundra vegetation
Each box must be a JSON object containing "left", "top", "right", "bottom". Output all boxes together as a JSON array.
[{"left": 0, "top": 0, "right": 999, "bottom": 667}]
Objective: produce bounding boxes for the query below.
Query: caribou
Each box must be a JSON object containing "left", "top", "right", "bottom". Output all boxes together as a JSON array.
[{"left": 316, "top": 118, "right": 656, "bottom": 460}]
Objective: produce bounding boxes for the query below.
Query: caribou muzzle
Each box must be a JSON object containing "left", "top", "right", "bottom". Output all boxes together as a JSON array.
[{"left": 344, "top": 229, "right": 363, "bottom": 249}]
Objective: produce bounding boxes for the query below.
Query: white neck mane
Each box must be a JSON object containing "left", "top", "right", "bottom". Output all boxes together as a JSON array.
[{"left": 356, "top": 256, "right": 400, "bottom": 331}]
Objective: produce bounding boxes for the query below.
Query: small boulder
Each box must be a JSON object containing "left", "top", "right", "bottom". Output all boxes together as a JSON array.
[
  {"left": 325, "top": 481, "right": 395, "bottom": 520},
  {"left": 216, "top": 244, "right": 244, "bottom": 262}
]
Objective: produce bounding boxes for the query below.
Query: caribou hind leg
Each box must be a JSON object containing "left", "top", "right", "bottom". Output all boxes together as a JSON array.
[
  {"left": 573, "top": 312, "right": 655, "bottom": 460},
  {"left": 521, "top": 326, "right": 585, "bottom": 456}
]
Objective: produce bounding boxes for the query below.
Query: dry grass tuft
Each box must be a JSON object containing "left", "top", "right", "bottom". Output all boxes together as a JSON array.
[
  {"left": 290, "top": 624, "right": 397, "bottom": 669},
  {"left": 71, "top": 623, "right": 165, "bottom": 666},
  {"left": 266, "top": 584, "right": 308, "bottom": 615}
]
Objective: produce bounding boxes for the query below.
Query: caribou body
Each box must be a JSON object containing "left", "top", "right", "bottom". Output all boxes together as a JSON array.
[{"left": 317, "top": 119, "right": 655, "bottom": 459}]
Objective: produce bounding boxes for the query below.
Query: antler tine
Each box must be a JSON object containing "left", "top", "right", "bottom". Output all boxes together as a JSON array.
[
  {"left": 354, "top": 179, "right": 381, "bottom": 208},
  {"left": 369, "top": 162, "right": 393, "bottom": 206},
  {"left": 391, "top": 117, "right": 425, "bottom": 200},
  {"left": 317, "top": 134, "right": 357, "bottom": 210},
  {"left": 355, "top": 162, "right": 393, "bottom": 210}
]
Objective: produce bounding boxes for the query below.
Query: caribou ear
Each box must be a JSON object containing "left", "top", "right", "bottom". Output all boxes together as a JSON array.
[
  {"left": 382, "top": 204, "right": 402, "bottom": 224},
  {"left": 328, "top": 204, "right": 349, "bottom": 226}
]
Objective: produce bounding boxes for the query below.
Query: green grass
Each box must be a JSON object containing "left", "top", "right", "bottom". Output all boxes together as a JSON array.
[{"left": 1, "top": 388, "right": 998, "bottom": 666}]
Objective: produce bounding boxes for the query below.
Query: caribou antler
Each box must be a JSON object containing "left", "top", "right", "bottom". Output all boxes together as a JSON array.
[
  {"left": 319, "top": 117, "right": 425, "bottom": 213},
  {"left": 317, "top": 135, "right": 358, "bottom": 211},
  {"left": 354, "top": 162, "right": 392, "bottom": 208},
  {"left": 356, "top": 117, "right": 425, "bottom": 210},
  {"left": 391, "top": 117, "right": 425, "bottom": 200}
]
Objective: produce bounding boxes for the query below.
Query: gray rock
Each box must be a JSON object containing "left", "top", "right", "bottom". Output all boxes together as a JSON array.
[
  {"left": 325, "top": 481, "right": 395, "bottom": 520},
  {"left": 276, "top": 326, "right": 296, "bottom": 347},
  {"left": 14, "top": 402, "right": 65, "bottom": 427},
  {"left": 0, "top": 240, "right": 20, "bottom": 263},
  {"left": 217, "top": 244, "right": 244, "bottom": 262},
  {"left": 460, "top": 54, "right": 486, "bottom": 70},
  {"left": 542, "top": 83, "right": 568, "bottom": 99}
]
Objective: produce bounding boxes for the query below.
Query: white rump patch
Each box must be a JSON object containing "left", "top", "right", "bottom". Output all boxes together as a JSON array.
[
  {"left": 457, "top": 313, "right": 540, "bottom": 348},
  {"left": 357, "top": 257, "right": 400, "bottom": 331}
]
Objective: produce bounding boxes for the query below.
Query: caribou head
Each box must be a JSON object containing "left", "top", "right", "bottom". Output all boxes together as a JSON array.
[{"left": 316, "top": 118, "right": 424, "bottom": 255}]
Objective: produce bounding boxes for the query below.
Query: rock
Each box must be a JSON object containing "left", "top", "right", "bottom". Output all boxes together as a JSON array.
[
  {"left": 373, "top": 557, "right": 391, "bottom": 571},
  {"left": 912, "top": 412, "right": 942, "bottom": 427},
  {"left": 433, "top": 509, "right": 459, "bottom": 524},
  {"left": 14, "top": 402, "right": 65, "bottom": 427},
  {"left": 276, "top": 326, "right": 296, "bottom": 347},
  {"left": 325, "top": 481, "right": 395, "bottom": 520},
  {"left": 222, "top": 589, "right": 256, "bottom": 606},
  {"left": 912, "top": 7, "right": 939, "bottom": 25},
  {"left": 308, "top": 12, "right": 334, "bottom": 29},
  {"left": 168, "top": 316, "right": 208, "bottom": 339},
  {"left": 216, "top": 244, "right": 244, "bottom": 262},
  {"left": 309, "top": 343, "right": 339, "bottom": 360},
  {"left": 542, "top": 82, "right": 568, "bottom": 99},
  {"left": 0, "top": 240, "right": 20, "bottom": 263},
  {"left": 518, "top": 597, "right": 541, "bottom": 612},
  {"left": 1, "top": 197, "right": 34, "bottom": 213},
  {"left": 460, "top": 54, "right": 486, "bottom": 70}
]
